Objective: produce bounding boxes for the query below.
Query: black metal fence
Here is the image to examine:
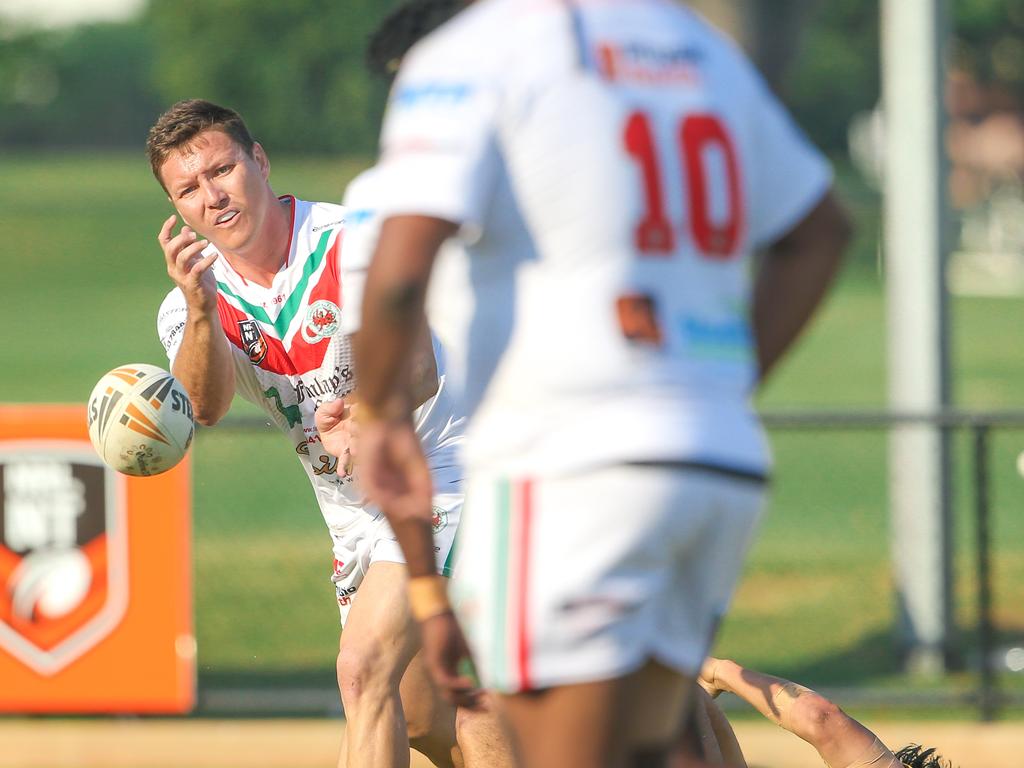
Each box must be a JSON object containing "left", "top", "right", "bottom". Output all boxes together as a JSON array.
[
  {"left": 208, "top": 409, "right": 1024, "bottom": 719},
  {"left": 760, "top": 409, "right": 1024, "bottom": 721}
]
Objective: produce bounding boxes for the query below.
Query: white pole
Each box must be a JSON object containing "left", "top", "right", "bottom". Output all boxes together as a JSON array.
[{"left": 882, "top": 0, "right": 953, "bottom": 675}]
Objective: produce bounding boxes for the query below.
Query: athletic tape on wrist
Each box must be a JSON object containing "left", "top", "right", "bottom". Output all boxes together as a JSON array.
[{"left": 407, "top": 575, "right": 451, "bottom": 621}]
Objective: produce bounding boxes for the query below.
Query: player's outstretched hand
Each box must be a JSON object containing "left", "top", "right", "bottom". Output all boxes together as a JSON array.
[
  {"left": 420, "top": 610, "right": 482, "bottom": 709},
  {"left": 159, "top": 214, "right": 218, "bottom": 313},
  {"left": 315, "top": 398, "right": 359, "bottom": 477},
  {"left": 698, "top": 656, "right": 726, "bottom": 698}
]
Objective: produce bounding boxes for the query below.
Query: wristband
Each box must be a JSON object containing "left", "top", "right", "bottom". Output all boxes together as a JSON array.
[{"left": 407, "top": 575, "right": 452, "bottom": 621}]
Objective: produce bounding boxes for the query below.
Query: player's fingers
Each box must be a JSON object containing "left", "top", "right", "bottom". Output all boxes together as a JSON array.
[
  {"left": 157, "top": 214, "right": 177, "bottom": 244},
  {"left": 163, "top": 227, "right": 199, "bottom": 267},
  {"left": 191, "top": 250, "right": 219, "bottom": 275},
  {"left": 174, "top": 239, "right": 210, "bottom": 273}
]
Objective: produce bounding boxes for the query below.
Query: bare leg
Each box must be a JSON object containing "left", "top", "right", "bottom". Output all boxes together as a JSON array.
[
  {"left": 336, "top": 562, "right": 516, "bottom": 768},
  {"left": 336, "top": 562, "right": 421, "bottom": 768},
  {"left": 499, "top": 659, "right": 716, "bottom": 768},
  {"left": 400, "top": 649, "right": 461, "bottom": 768},
  {"left": 456, "top": 692, "right": 519, "bottom": 768}
]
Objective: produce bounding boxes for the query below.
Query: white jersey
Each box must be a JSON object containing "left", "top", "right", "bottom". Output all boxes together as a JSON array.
[
  {"left": 376, "top": 0, "right": 831, "bottom": 477},
  {"left": 338, "top": 167, "right": 472, "bottom": 396},
  {"left": 156, "top": 197, "right": 465, "bottom": 530}
]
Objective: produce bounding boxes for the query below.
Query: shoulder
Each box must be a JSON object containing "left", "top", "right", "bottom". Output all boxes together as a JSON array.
[
  {"left": 294, "top": 197, "right": 347, "bottom": 239},
  {"left": 399, "top": 0, "right": 551, "bottom": 78},
  {"left": 158, "top": 286, "right": 187, "bottom": 320},
  {"left": 156, "top": 287, "right": 188, "bottom": 350}
]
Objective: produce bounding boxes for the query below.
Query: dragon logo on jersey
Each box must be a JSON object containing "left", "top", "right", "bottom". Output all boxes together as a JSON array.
[
  {"left": 0, "top": 452, "right": 128, "bottom": 676},
  {"left": 263, "top": 387, "right": 302, "bottom": 428},
  {"left": 301, "top": 300, "right": 340, "bottom": 343},
  {"left": 430, "top": 506, "right": 448, "bottom": 534},
  {"left": 238, "top": 320, "right": 268, "bottom": 364}
]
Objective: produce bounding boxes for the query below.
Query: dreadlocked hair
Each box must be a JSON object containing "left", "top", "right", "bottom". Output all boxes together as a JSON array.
[
  {"left": 366, "top": 0, "right": 462, "bottom": 78},
  {"left": 894, "top": 744, "right": 953, "bottom": 768}
]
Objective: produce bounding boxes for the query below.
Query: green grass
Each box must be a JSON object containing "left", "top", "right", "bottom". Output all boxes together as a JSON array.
[{"left": 3, "top": 152, "right": 1024, "bottom": 703}]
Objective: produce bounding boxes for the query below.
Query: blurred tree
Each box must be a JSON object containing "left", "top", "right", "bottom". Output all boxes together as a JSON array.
[
  {"left": 954, "top": 0, "right": 1024, "bottom": 108},
  {"left": 144, "top": 0, "right": 403, "bottom": 155},
  {"left": 0, "top": 21, "right": 161, "bottom": 148}
]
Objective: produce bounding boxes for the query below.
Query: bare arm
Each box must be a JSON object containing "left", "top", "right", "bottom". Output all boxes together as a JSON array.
[
  {"left": 354, "top": 214, "right": 456, "bottom": 577},
  {"left": 752, "top": 190, "right": 852, "bottom": 382},
  {"left": 701, "top": 658, "right": 878, "bottom": 768},
  {"left": 354, "top": 214, "right": 480, "bottom": 708},
  {"left": 159, "top": 214, "right": 235, "bottom": 425}
]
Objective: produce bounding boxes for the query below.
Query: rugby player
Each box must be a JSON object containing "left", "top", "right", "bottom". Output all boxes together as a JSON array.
[
  {"left": 353, "top": 1, "right": 851, "bottom": 765},
  {"left": 147, "top": 99, "right": 512, "bottom": 768}
]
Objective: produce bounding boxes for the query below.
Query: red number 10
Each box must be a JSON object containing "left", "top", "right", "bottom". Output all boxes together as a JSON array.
[{"left": 624, "top": 111, "right": 743, "bottom": 260}]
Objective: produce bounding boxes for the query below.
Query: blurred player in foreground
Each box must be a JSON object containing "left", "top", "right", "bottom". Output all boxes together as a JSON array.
[
  {"left": 354, "top": 1, "right": 851, "bottom": 765},
  {"left": 146, "top": 99, "right": 512, "bottom": 768},
  {"left": 690, "top": 657, "right": 955, "bottom": 768}
]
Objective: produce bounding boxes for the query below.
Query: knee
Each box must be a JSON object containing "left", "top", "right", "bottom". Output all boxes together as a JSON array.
[{"left": 336, "top": 642, "right": 401, "bottom": 706}]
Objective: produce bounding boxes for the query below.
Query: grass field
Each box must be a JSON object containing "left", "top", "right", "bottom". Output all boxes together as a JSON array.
[
  {"left": 2, "top": 717, "right": 1023, "bottom": 768},
  {"left": 2, "top": 151, "right": 1024, "bottom": 706}
]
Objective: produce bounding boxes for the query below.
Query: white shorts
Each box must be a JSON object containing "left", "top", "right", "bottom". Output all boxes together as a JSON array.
[
  {"left": 330, "top": 471, "right": 462, "bottom": 626},
  {"left": 451, "top": 464, "right": 765, "bottom": 693}
]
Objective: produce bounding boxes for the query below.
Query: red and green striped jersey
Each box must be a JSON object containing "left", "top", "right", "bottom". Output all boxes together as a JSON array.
[{"left": 158, "top": 197, "right": 464, "bottom": 531}]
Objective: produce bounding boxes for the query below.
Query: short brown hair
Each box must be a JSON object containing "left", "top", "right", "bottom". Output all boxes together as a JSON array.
[{"left": 146, "top": 99, "right": 256, "bottom": 189}]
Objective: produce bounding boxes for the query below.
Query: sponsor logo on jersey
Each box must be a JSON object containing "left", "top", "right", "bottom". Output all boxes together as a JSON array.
[
  {"left": 430, "top": 506, "right": 449, "bottom": 534},
  {"left": 312, "top": 220, "right": 344, "bottom": 233},
  {"left": 392, "top": 82, "right": 474, "bottom": 108},
  {"left": 313, "top": 454, "right": 338, "bottom": 476},
  {"left": 301, "top": 300, "right": 340, "bottom": 344},
  {"left": 294, "top": 364, "right": 355, "bottom": 405},
  {"left": 335, "top": 583, "right": 358, "bottom": 608},
  {"left": 597, "top": 41, "right": 703, "bottom": 85},
  {"left": 161, "top": 321, "right": 186, "bottom": 353},
  {"left": 345, "top": 209, "right": 374, "bottom": 227},
  {"left": 0, "top": 451, "right": 128, "bottom": 676},
  {"left": 677, "top": 314, "right": 751, "bottom": 360},
  {"left": 238, "top": 320, "right": 268, "bottom": 364},
  {"left": 616, "top": 294, "right": 663, "bottom": 346}
]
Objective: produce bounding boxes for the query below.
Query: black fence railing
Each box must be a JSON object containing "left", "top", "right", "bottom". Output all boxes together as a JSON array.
[
  {"left": 214, "top": 408, "right": 1024, "bottom": 720},
  {"left": 760, "top": 409, "right": 1024, "bottom": 721}
]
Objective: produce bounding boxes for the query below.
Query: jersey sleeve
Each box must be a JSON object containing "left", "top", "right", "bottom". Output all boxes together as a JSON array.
[
  {"left": 337, "top": 171, "right": 381, "bottom": 336},
  {"left": 156, "top": 288, "right": 188, "bottom": 367},
  {"left": 376, "top": 42, "right": 502, "bottom": 238},
  {"left": 745, "top": 69, "right": 833, "bottom": 248}
]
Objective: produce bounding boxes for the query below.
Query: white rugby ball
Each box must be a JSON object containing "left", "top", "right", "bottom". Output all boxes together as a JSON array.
[{"left": 87, "top": 363, "right": 194, "bottom": 477}]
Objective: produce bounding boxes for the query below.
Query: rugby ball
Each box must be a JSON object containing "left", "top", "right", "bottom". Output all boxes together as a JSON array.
[{"left": 87, "top": 364, "right": 194, "bottom": 477}]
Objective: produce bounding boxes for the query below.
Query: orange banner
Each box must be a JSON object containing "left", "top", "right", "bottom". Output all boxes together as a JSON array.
[{"left": 0, "top": 405, "right": 194, "bottom": 713}]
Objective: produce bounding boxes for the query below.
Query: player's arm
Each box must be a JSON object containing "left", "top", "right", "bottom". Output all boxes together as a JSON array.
[
  {"left": 158, "top": 214, "right": 235, "bottom": 425},
  {"left": 355, "top": 214, "right": 480, "bottom": 708},
  {"left": 700, "top": 657, "right": 878, "bottom": 768},
  {"left": 751, "top": 190, "right": 852, "bottom": 382},
  {"left": 355, "top": 214, "right": 457, "bottom": 577}
]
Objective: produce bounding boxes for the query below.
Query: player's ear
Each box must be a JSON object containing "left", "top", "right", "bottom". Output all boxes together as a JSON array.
[{"left": 253, "top": 142, "right": 270, "bottom": 179}]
